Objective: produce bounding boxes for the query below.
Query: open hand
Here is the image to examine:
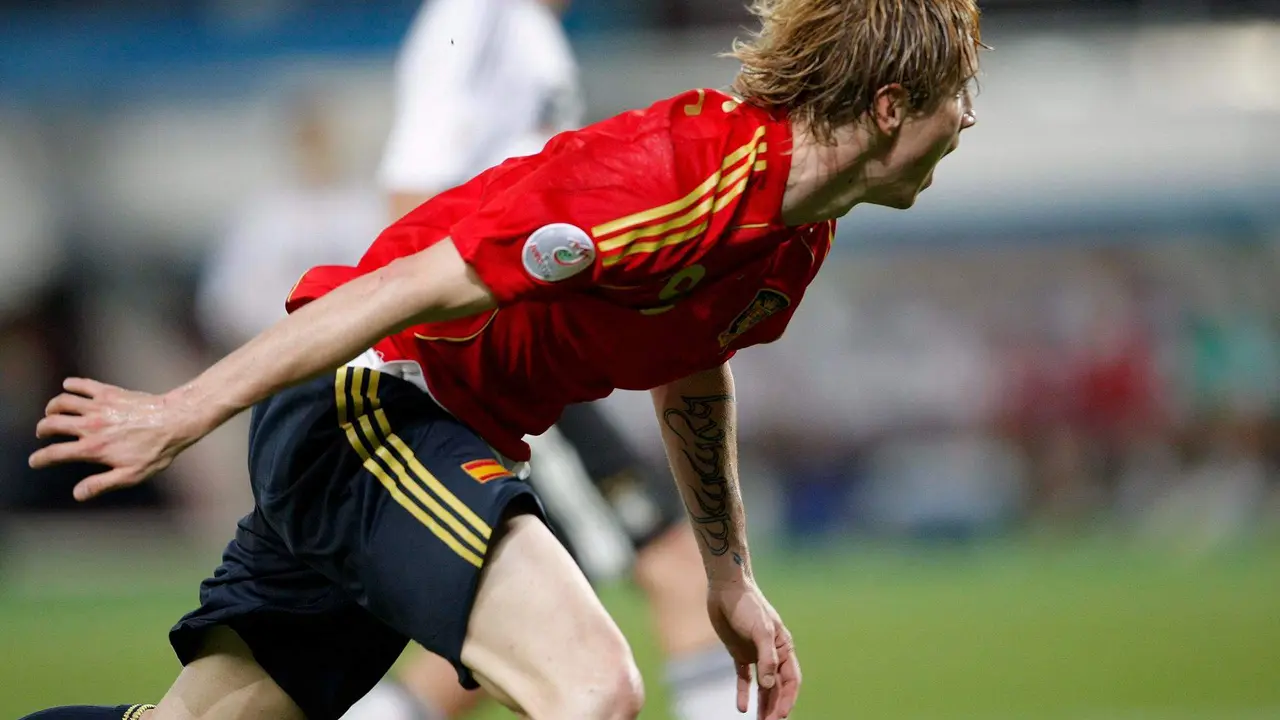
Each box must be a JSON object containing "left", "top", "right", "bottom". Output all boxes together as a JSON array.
[{"left": 29, "top": 378, "right": 194, "bottom": 501}]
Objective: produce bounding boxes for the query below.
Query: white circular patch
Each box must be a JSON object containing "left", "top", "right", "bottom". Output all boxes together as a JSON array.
[{"left": 521, "top": 223, "right": 596, "bottom": 283}]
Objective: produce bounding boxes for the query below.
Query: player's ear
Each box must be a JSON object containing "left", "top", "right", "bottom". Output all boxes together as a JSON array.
[{"left": 871, "top": 84, "right": 910, "bottom": 136}]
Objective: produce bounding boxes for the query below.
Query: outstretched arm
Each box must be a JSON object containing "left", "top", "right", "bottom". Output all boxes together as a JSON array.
[
  {"left": 30, "top": 238, "right": 494, "bottom": 500},
  {"left": 651, "top": 363, "right": 800, "bottom": 719}
]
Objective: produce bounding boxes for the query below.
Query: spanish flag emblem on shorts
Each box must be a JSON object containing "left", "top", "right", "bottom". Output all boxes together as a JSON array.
[{"left": 462, "top": 459, "right": 514, "bottom": 484}]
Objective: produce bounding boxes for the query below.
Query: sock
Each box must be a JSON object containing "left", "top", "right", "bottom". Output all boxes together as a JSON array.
[
  {"left": 20, "top": 705, "right": 155, "bottom": 720},
  {"left": 667, "top": 648, "right": 757, "bottom": 720},
  {"left": 341, "top": 680, "right": 443, "bottom": 720}
]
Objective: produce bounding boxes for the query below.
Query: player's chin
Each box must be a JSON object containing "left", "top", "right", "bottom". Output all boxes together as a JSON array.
[
  {"left": 897, "top": 174, "right": 936, "bottom": 208},
  {"left": 881, "top": 190, "right": 921, "bottom": 210},
  {"left": 896, "top": 174, "right": 938, "bottom": 208},
  {"left": 868, "top": 179, "right": 928, "bottom": 210}
]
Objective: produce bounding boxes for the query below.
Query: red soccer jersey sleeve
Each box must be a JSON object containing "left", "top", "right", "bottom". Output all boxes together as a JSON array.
[{"left": 448, "top": 89, "right": 790, "bottom": 305}]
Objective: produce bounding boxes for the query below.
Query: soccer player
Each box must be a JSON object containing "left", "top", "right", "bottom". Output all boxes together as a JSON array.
[
  {"left": 343, "top": 1, "right": 751, "bottom": 718},
  {"left": 23, "top": 1, "right": 982, "bottom": 719}
]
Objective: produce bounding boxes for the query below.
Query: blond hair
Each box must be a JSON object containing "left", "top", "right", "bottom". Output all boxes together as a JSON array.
[{"left": 730, "top": 0, "right": 985, "bottom": 142}]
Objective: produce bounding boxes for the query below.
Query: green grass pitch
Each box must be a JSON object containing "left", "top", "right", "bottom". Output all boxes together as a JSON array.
[{"left": 2, "top": 535, "right": 1278, "bottom": 719}]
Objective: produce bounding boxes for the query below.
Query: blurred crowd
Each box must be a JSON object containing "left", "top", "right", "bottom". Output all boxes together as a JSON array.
[
  {"left": 3, "top": 0, "right": 1280, "bottom": 551},
  {"left": 5, "top": 155, "right": 1280, "bottom": 549},
  {"left": 721, "top": 242, "right": 1280, "bottom": 546}
]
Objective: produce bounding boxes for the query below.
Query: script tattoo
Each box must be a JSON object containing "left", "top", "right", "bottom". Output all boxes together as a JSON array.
[{"left": 663, "top": 394, "right": 735, "bottom": 556}]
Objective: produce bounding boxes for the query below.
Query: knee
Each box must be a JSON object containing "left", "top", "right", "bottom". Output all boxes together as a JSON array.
[
  {"left": 573, "top": 652, "right": 646, "bottom": 720},
  {"left": 609, "top": 653, "right": 646, "bottom": 720},
  {"left": 543, "top": 644, "right": 644, "bottom": 720}
]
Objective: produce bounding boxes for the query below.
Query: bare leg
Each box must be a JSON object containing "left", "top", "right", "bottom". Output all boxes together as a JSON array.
[
  {"left": 149, "top": 627, "right": 304, "bottom": 720},
  {"left": 460, "top": 513, "right": 644, "bottom": 720},
  {"left": 353, "top": 524, "right": 707, "bottom": 720},
  {"left": 397, "top": 651, "right": 486, "bottom": 717}
]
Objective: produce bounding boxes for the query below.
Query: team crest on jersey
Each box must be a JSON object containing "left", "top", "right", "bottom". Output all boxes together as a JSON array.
[
  {"left": 461, "top": 459, "right": 514, "bottom": 484},
  {"left": 718, "top": 289, "right": 791, "bottom": 348},
  {"left": 522, "top": 223, "right": 596, "bottom": 283}
]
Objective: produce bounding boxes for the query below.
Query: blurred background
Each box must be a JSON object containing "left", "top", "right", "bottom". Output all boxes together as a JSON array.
[{"left": 2, "top": 0, "right": 1280, "bottom": 718}]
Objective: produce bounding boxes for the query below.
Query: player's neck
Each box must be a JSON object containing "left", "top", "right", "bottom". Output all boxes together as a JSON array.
[{"left": 780, "top": 119, "right": 881, "bottom": 225}]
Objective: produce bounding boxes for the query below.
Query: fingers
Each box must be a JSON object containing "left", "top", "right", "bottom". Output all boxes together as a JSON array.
[
  {"left": 766, "top": 630, "right": 801, "bottom": 720},
  {"left": 74, "top": 467, "right": 136, "bottom": 502},
  {"left": 28, "top": 439, "right": 92, "bottom": 469},
  {"left": 752, "top": 621, "right": 781, "bottom": 720},
  {"left": 757, "top": 682, "right": 771, "bottom": 720},
  {"left": 736, "top": 662, "right": 751, "bottom": 713},
  {"left": 756, "top": 672, "right": 785, "bottom": 720},
  {"left": 779, "top": 630, "right": 801, "bottom": 689},
  {"left": 46, "top": 392, "right": 94, "bottom": 416},
  {"left": 33, "top": 378, "right": 114, "bottom": 462},
  {"left": 63, "top": 377, "right": 112, "bottom": 398},
  {"left": 754, "top": 623, "right": 780, "bottom": 691},
  {"left": 35, "top": 413, "right": 87, "bottom": 440},
  {"left": 31, "top": 378, "right": 160, "bottom": 503},
  {"left": 772, "top": 652, "right": 801, "bottom": 719}
]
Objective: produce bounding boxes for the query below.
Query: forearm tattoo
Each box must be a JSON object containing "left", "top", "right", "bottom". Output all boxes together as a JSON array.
[{"left": 663, "top": 393, "right": 735, "bottom": 556}]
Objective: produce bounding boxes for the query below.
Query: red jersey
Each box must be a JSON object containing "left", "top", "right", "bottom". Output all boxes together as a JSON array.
[{"left": 288, "top": 89, "right": 834, "bottom": 461}]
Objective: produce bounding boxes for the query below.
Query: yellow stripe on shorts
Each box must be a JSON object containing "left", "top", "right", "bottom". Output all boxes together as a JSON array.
[{"left": 335, "top": 368, "right": 485, "bottom": 567}]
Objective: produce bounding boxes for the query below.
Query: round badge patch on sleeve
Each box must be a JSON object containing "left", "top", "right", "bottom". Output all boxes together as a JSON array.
[{"left": 522, "top": 223, "right": 596, "bottom": 283}]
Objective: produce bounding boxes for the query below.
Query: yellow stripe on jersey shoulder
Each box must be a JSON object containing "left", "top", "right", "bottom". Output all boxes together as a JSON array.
[
  {"left": 595, "top": 128, "right": 769, "bottom": 266},
  {"left": 590, "top": 127, "right": 767, "bottom": 240}
]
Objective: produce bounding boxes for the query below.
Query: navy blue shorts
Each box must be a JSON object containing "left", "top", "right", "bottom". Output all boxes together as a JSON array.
[{"left": 169, "top": 367, "right": 541, "bottom": 720}]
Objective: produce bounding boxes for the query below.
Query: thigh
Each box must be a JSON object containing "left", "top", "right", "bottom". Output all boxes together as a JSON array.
[
  {"left": 154, "top": 626, "right": 305, "bottom": 720},
  {"left": 319, "top": 367, "right": 543, "bottom": 689},
  {"left": 460, "top": 513, "right": 640, "bottom": 718}
]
